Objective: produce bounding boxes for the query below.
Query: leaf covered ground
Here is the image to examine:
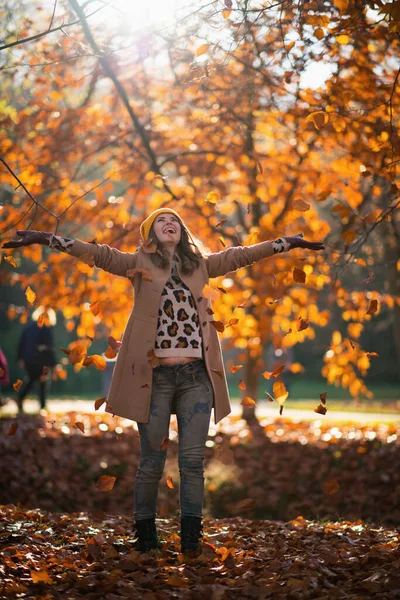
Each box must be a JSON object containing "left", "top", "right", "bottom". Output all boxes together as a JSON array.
[
  {"left": 1, "top": 506, "right": 399, "bottom": 599},
  {"left": 0, "top": 411, "right": 399, "bottom": 525}
]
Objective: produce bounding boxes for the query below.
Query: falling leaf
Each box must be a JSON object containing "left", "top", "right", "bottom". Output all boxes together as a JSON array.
[
  {"left": 87, "top": 355, "right": 107, "bottom": 370},
  {"left": 218, "top": 237, "right": 226, "bottom": 248},
  {"left": 241, "top": 396, "right": 256, "bottom": 407},
  {"left": 273, "top": 381, "right": 289, "bottom": 405},
  {"left": 262, "top": 365, "right": 285, "bottom": 380},
  {"left": 166, "top": 475, "right": 174, "bottom": 489},
  {"left": 94, "top": 397, "right": 106, "bottom": 410},
  {"left": 237, "top": 302, "right": 247, "bottom": 309},
  {"left": 37, "top": 314, "right": 44, "bottom": 327},
  {"left": 206, "top": 307, "right": 214, "bottom": 315},
  {"left": 314, "top": 403, "right": 327, "bottom": 415},
  {"left": 341, "top": 230, "right": 357, "bottom": 244},
  {"left": 320, "top": 392, "right": 327, "bottom": 404},
  {"left": 206, "top": 190, "right": 220, "bottom": 204},
  {"left": 323, "top": 479, "right": 340, "bottom": 495},
  {"left": 160, "top": 437, "right": 170, "bottom": 450},
  {"left": 238, "top": 380, "right": 246, "bottom": 390},
  {"left": 4, "top": 255, "right": 17, "bottom": 267},
  {"left": 348, "top": 339, "right": 356, "bottom": 350},
  {"left": 266, "top": 392, "right": 274, "bottom": 402},
  {"left": 30, "top": 570, "right": 53, "bottom": 584},
  {"left": 365, "top": 299, "right": 378, "bottom": 316},
  {"left": 69, "top": 344, "right": 87, "bottom": 365},
  {"left": 13, "top": 379, "right": 22, "bottom": 391},
  {"left": 231, "top": 365, "right": 243, "bottom": 373},
  {"left": 365, "top": 351, "right": 379, "bottom": 358},
  {"left": 210, "top": 320, "right": 225, "bottom": 332},
  {"left": 227, "top": 318, "right": 239, "bottom": 327},
  {"left": 104, "top": 346, "right": 117, "bottom": 359},
  {"left": 293, "top": 199, "right": 310, "bottom": 212},
  {"left": 293, "top": 267, "right": 306, "bottom": 283},
  {"left": 216, "top": 219, "right": 227, "bottom": 227},
  {"left": 217, "top": 286, "right": 227, "bottom": 294},
  {"left": 8, "top": 423, "right": 18, "bottom": 436},
  {"left": 90, "top": 301, "right": 100, "bottom": 316},
  {"left": 297, "top": 317, "right": 309, "bottom": 332},
  {"left": 76, "top": 422, "right": 85, "bottom": 433},
  {"left": 196, "top": 43, "right": 210, "bottom": 57},
  {"left": 96, "top": 475, "right": 116, "bottom": 491},
  {"left": 25, "top": 286, "right": 36, "bottom": 305}
]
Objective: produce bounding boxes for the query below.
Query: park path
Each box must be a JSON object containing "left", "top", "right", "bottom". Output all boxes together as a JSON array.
[{"left": 2, "top": 398, "right": 399, "bottom": 422}]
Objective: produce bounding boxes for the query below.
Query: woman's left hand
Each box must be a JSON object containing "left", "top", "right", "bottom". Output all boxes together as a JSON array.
[{"left": 284, "top": 233, "right": 325, "bottom": 251}]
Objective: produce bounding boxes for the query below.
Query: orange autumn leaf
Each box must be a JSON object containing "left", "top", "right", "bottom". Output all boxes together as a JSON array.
[
  {"left": 266, "top": 392, "right": 274, "bottom": 402},
  {"left": 25, "top": 286, "right": 36, "bottom": 305},
  {"left": 8, "top": 423, "right": 18, "bottom": 436},
  {"left": 94, "top": 396, "right": 106, "bottom": 410},
  {"left": 320, "top": 392, "right": 327, "bottom": 404},
  {"left": 4, "top": 255, "right": 17, "bottom": 267},
  {"left": 90, "top": 301, "right": 100, "bottom": 316},
  {"left": 365, "top": 351, "right": 379, "bottom": 358},
  {"left": 293, "top": 267, "right": 306, "bottom": 284},
  {"left": 13, "top": 379, "right": 22, "bottom": 392},
  {"left": 75, "top": 422, "right": 85, "bottom": 433},
  {"left": 219, "top": 237, "right": 226, "bottom": 248},
  {"left": 216, "top": 219, "right": 227, "bottom": 227},
  {"left": 210, "top": 320, "right": 225, "bottom": 332},
  {"left": 69, "top": 344, "right": 87, "bottom": 365},
  {"left": 104, "top": 346, "right": 117, "bottom": 359},
  {"left": 227, "top": 318, "right": 239, "bottom": 327},
  {"left": 87, "top": 355, "right": 107, "bottom": 370},
  {"left": 196, "top": 43, "right": 210, "bottom": 57},
  {"left": 262, "top": 365, "right": 285, "bottom": 379},
  {"left": 314, "top": 403, "right": 327, "bottom": 415},
  {"left": 37, "top": 314, "right": 44, "bottom": 327},
  {"left": 341, "top": 230, "right": 357, "bottom": 244},
  {"left": 211, "top": 368, "right": 223, "bottom": 378},
  {"left": 366, "top": 299, "right": 378, "bottom": 316},
  {"left": 166, "top": 475, "right": 174, "bottom": 489},
  {"left": 96, "top": 475, "right": 116, "bottom": 491},
  {"left": 297, "top": 317, "right": 309, "bottom": 331},
  {"left": 292, "top": 199, "right": 310, "bottom": 212},
  {"left": 231, "top": 365, "right": 243, "bottom": 373},
  {"left": 30, "top": 570, "right": 53, "bottom": 584},
  {"left": 238, "top": 380, "right": 246, "bottom": 390},
  {"left": 273, "top": 381, "right": 289, "bottom": 405},
  {"left": 241, "top": 396, "right": 256, "bottom": 407}
]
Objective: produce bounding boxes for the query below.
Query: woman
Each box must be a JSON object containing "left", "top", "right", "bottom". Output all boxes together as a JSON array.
[{"left": 3, "top": 208, "right": 324, "bottom": 555}]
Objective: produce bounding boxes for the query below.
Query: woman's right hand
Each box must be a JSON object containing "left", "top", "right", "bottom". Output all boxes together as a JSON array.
[{"left": 2, "top": 230, "right": 50, "bottom": 249}]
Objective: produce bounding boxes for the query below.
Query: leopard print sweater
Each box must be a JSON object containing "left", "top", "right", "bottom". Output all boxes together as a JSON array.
[{"left": 154, "top": 261, "right": 203, "bottom": 357}]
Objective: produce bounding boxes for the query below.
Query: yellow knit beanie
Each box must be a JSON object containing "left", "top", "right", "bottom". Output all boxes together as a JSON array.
[{"left": 140, "top": 208, "right": 184, "bottom": 241}]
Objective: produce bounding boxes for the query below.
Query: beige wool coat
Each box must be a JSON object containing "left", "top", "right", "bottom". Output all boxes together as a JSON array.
[{"left": 70, "top": 239, "right": 274, "bottom": 424}]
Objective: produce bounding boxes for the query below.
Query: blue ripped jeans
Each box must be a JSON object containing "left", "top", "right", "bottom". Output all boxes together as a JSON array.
[{"left": 133, "top": 358, "right": 214, "bottom": 520}]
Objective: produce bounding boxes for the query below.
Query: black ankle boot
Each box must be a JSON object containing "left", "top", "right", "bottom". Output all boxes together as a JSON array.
[
  {"left": 133, "top": 518, "right": 161, "bottom": 553},
  {"left": 180, "top": 516, "right": 203, "bottom": 554}
]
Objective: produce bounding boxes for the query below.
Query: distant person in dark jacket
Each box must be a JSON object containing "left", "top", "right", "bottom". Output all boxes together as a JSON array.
[
  {"left": 0, "top": 348, "right": 10, "bottom": 407},
  {"left": 17, "top": 308, "right": 57, "bottom": 413}
]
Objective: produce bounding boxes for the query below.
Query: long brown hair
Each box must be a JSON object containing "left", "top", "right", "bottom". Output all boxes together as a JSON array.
[{"left": 143, "top": 216, "right": 209, "bottom": 276}]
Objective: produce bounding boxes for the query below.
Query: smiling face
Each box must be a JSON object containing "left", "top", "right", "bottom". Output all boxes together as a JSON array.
[{"left": 153, "top": 213, "right": 182, "bottom": 246}]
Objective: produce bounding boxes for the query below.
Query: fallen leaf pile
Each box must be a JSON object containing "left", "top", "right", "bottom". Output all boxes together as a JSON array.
[
  {"left": 1, "top": 507, "right": 399, "bottom": 598},
  {"left": 0, "top": 412, "right": 399, "bottom": 527}
]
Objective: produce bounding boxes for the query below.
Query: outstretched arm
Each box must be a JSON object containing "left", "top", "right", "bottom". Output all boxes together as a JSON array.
[
  {"left": 2, "top": 230, "right": 139, "bottom": 277},
  {"left": 206, "top": 234, "right": 324, "bottom": 278}
]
